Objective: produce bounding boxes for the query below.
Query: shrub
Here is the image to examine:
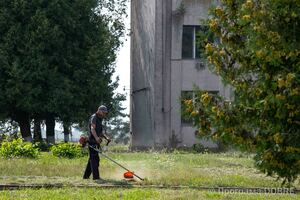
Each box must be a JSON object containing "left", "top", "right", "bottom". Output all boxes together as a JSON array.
[
  {"left": 50, "top": 142, "right": 86, "bottom": 158},
  {"left": 33, "top": 141, "right": 52, "bottom": 152},
  {"left": 192, "top": 143, "right": 206, "bottom": 153},
  {"left": 0, "top": 138, "right": 40, "bottom": 159}
]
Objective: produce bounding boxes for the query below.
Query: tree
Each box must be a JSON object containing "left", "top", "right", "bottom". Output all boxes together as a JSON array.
[
  {"left": 0, "top": 0, "right": 127, "bottom": 141},
  {"left": 184, "top": 0, "right": 300, "bottom": 184},
  {"left": 107, "top": 116, "right": 130, "bottom": 145}
]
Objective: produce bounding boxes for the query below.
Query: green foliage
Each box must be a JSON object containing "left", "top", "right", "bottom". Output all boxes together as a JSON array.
[
  {"left": 192, "top": 143, "right": 207, "bottom": 153},
  {"left": 0, "top": 0, "right": 128, "bottom": 138},
  {"left": 50, "top": 142, "right": 86, "bottom": 158},
  {"left": 195, "top": 24, "right": 215, "bottom": 59},
  {"left": 0, "top": 138, "right": 39, "bottom": 158},
  {"left": 33, "top": 141, "right": 52, "bottom": 152},
  {"left": 184, "top": 0, "right": 300, "bottom": 184},
  {"left": 107, "top": 116, "right": 130, "bottom": 144}
]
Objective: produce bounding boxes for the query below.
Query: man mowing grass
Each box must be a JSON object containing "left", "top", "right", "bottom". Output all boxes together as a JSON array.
[{"left": 83, "top": 105, "right": 111, "bottom": 180}]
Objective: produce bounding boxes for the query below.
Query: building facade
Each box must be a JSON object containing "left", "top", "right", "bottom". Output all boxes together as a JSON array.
[{"left": 130, "top": 0, "right": 230, "bottom": 149}]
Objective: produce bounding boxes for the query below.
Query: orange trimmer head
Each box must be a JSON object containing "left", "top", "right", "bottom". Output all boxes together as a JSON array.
[{"left": 123, "top": 171, "right": 134, "bottom": 179}]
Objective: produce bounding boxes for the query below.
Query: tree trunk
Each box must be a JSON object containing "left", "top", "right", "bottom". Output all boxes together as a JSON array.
[
  {"left": 15, "top": 111, "right": 32, "bottom": 141},
  {"left": 33, "top": 119, "right": 42, "bottom": 142},
  {"left": 46, "top": 115, "right": 55, "bottom": 144},
  {"left": 63, "top": 123, "right": 70, "bottom": 142}
]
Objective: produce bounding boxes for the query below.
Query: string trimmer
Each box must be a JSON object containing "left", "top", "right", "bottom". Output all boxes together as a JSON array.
[{"left": 79, "top": 135, "right": 144, "bottom": 181}]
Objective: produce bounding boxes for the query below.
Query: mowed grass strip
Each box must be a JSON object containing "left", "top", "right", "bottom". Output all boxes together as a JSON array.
[
  {"left": 0, "top": 188, "right": 298, "bottom": 200},
  {"left": 0, "top": 151, "right": 299, "bottom": 188}
]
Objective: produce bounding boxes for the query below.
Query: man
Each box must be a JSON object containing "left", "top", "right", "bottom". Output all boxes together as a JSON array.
[{"left": 83, "top": 105, "right": 111, "bottom": 180}]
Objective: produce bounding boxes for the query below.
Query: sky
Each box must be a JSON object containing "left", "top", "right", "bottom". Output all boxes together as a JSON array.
[{"left": 113, "top": 2, "right": 131, "bottom": 115}]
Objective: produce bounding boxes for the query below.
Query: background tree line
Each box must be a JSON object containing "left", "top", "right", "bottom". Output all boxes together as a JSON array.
[{"left": 0, "top": 0, "right": 127, "bottom": 143}]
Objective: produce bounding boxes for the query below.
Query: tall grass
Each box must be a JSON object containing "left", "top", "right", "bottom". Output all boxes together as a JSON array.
[{"left": 0, "top": 150, "right": 299, "bottom": 188}]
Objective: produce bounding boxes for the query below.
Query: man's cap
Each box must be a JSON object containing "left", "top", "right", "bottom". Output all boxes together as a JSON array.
[{"left": 98, "top": 105, "right": 108, "bottom": 113}]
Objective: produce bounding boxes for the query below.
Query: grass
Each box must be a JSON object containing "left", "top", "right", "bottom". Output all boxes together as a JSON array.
[
  {"left": 0, "top": 150, "right": 299, "bottom": 188},
  {"left": 0, "top": 148, "right": 299, "bottom": 199},
  {"left": 0, "top": 188, "right": 298, "bottom": 200}
]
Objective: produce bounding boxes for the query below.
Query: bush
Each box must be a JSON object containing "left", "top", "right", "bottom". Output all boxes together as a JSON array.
[
  {"left": 50, "top": 142, "right": 86, "bottom": 158},
  {"left": 192, "top": 143, "right": 207, "bottom": 153},
  {"left": 0, "top": 138, "right": 40, "bottom": 159},
  {"left": 33, "top": 141, "right": 52, "bottom": 152}
]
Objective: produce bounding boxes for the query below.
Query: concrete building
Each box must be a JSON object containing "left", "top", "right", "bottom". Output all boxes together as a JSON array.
[{"left": 130, "top": 0, "right": 229, "bottom": 149}]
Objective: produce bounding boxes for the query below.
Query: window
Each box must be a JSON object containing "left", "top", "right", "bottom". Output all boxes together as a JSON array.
[
  {"left": 182, "top": 25, "right": 213, "bottom": 59},
  {"left": 182, "top": 27, "right": 194, "bottom": 59}
]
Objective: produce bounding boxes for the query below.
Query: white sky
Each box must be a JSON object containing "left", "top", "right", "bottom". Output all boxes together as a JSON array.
[{"left": 113, "top": 2, "right": 131, "bottom": 115}]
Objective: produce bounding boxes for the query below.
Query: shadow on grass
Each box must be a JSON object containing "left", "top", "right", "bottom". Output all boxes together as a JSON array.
[{"left": 93, "top": 178, "right": 139, "bottom": 188}]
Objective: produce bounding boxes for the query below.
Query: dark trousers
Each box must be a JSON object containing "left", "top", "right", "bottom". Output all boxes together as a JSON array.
[{"left": 83, "top": 145, "right": 100, "bottom": 180}]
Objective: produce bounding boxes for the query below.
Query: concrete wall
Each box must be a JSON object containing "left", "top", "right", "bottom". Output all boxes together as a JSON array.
[
  {"left": 131, "top": 0, "right": 156, "bottom": 148},
  {"left": 131, "top": 0, "right": 174, "bottom": 149},
  {"left": 153, "top": 0, "right": 173, "bottom": 148}
]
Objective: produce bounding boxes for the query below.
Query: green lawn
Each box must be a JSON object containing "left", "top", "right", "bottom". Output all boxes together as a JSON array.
[
  {"left": 0, "top": 188, "right": 298, "bottom": 200},
  {"left": 0, "top": 149, "right": 299, "bottom": 199}
]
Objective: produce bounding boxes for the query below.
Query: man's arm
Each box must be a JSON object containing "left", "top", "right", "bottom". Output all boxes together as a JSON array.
[{"left": 91, "top": 123, "right": 102, "bottom": 144}]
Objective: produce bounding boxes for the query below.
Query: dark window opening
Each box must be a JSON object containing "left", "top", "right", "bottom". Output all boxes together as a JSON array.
[
  {"left": 182, "top": 26, "right": 194, "bottom": 59},
  {"left": 182, "top": 25, "right": 214, "bottom": 59}
]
